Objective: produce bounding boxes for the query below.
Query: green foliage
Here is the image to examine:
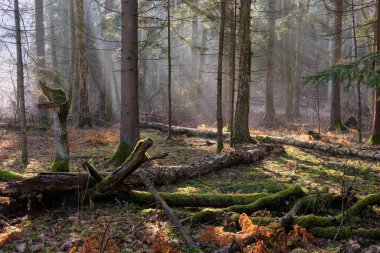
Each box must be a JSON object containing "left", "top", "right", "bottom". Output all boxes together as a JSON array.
[
  {"left": 108, "top": 141, "right": 133, "bottom": 167},
  {"left": 0, "top": 169, "right": 25, "bottom": 181},
  {"left": 305, "top": 53, "right": 380, "bottom": 89},
  {"left": 366, "top": 133, "right": 380, "bottom": 145},
  {"left": 330, "top": 122, "right": 347, "bottom": 132},
  {"left": 51, "top": 158, "right": 69, "bottom": 172}
]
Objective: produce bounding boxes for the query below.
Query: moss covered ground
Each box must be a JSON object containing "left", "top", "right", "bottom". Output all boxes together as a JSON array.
[{"left": 0, "top": 126, "right": 379, "bottom": 252}]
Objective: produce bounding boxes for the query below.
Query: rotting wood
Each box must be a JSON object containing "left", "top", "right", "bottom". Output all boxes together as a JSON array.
[
  {"left": 140, "top": 121, "right": 380, "bottom": 161},
  {"left": 139, "top": 173, "right": 195, "bottom": 247}
]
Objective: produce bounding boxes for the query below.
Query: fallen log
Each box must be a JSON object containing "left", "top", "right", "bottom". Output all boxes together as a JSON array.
[
  {"left": 186, "top": 187, "right": 306, "bottom": 224},
  {"left": 140, "top": 121, "right": 380, "bottom": 161},
  {"left": 0, "top": 143, "right": 283, "bottom": 202},
  {"left": 123, "top": 190, "right": 269, "bottom": 208},
  {"left": 127, "top": 144, "right": 285, "bottom": 186},
  {"left": 0, "top": 138, "right": 154, "bottom": 201}
]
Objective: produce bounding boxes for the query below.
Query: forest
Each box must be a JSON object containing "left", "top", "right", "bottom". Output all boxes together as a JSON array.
[{"left": 0, "top": 0, "right": 379, "bottom": 252}]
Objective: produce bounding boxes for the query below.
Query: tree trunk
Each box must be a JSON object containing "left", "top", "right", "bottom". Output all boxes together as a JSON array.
[
  {"left": 367, "top": 0, "right": 380, "bottom": 145},
  {"left": 197, "top": 24, "right": 207, "bottom": 98},
  {"left": 262, "top": 0, "right": 276, "bottom": 126},
  {"left": 68, "top": 0, "right": 76, "bottom": 111},
  {"left": 35, "top": 0, "right": 49, "bottom": 126},
  {"left": 232, "top": 0, "right": 254, "bottom": 144},
  {"left": 75, "top": 0, "right": 92, "bottom": 128},
  {"left": 14, "top": 0, "right": 28, "bottom": 164},
  {"left": 37, "top": 80, "right": 70, "bottom": 172},
  {"left": 283, "top": 0, "right": 293, "bottom": 119},
  {"left": 47, "top": 0, "right": 58, "bottom": 70},
  {"left": 109, "top": 0, "right": 140, "bottom": 166},
  {"left": 330, "top": 0, "right": 346, "bottom": 131},
  {"left": 292, "top": 1, "right": 305, "bottom": 118},
  {"left": 167, "top": 0, "right": 173, "bottom": 140},
  {"left": 227, "top": 0, "right": 236, "bottom": 133},
  {"left": 216, "top": 0, "right": 226, "bottom": 152}
]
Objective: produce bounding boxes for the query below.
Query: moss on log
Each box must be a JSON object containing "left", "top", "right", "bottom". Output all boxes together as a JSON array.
[
  {"left": 310, "top": 227, "right": 380, "bottom": 240},
  {"left": 108, "top": 141, "right": 134, "bottom": 167},
  {"left": 227, "top": 186, "right": 306, "bottom": 213},
  {"left": 0, "top": 169, "right": 25, "bottom": 181},
  {"left": 126, "top": 190, "right": 268, "bottom": 208},
  {"left": 187, "top": 187, "right": 305, "bottom": 223}
]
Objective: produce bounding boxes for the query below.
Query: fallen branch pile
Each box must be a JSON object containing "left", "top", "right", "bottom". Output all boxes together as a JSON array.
[{"left": 140, "top": 121, "right": 380, "bottom": 161}]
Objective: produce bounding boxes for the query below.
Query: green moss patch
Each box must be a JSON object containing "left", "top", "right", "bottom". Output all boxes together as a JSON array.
[
  {"left": 51, "top": 158, "right": 69, "bottom": 172},
  {"left": 0, "top": 169, "right": 25, "bottom": 181},
  {"left": 366, "top": 133, "right": 380, "bottom": 145},
  {"left": 108, "top": 141, "right": 133, "bottom": 167}
]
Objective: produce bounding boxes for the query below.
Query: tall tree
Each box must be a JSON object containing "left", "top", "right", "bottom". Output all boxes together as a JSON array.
[
  {"left": 35, "top": 0, "right": 48, "bottom": 125},
  {"left": 109, "top": 0, "right": 140, "bottom": 166},
  {"left": 368, "top": 0, "right": 380, "bottom": 144},
  {"left": 292, "top": 1, "right": 305, "bottom": 118},
  {"left": 232, "top": 0, "right": 256, "bottom": 144},
  {"left": 262, "top": 0, "right": 276, "bottom": 126},
  {"left": 47, "top": 0, "right": 58, "bottom": 69},
  {"left": 283, "top": 0, "right": 293, "bottom": 119},
  {"left": 75, "top": 0, "right": 91, "bottom": 128},
  {"left": 227, "top": 0, "right": 236, "bottom": 132},
  {"left": 216, "top": 0, "right": 226, "bottom": 152},
  {"left": 167, "top": 0, "right": 173, "bottom": 140},
  {"left": 330, "top": 0, "right": 346, "bottom": 131},
  {"left": 14, "top": 0, "right": 28, "bottom": 164},
  {"left": 68, "top": 0, "right": 75, "bottom": 86}
]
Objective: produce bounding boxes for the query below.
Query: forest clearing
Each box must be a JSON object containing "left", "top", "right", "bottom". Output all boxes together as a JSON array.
[{"left": 1, "top": 0, "right": 380, "bottom": 252}]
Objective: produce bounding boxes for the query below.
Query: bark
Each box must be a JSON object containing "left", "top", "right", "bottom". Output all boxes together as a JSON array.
[
  {"left": 197, "top": 24, "right": 208, "bottom": 100},
  {"left": 330, "top": 0, "right": 345, "bottom": 131},
  {"left": 37, "top": 77, "right": 70, "bottom": 172},
  {"left": 47, "top": 0, "right": 58, "bottom": 69},
  {"left": 128, "top": 144, "right": 285, "bottom": 186},
  {"left": 283, "top": 0, "right": 293, "bottom": 119},
  {"left": 35, "top": 0, "right": 49, "bottom": 125},
  {"left": 232, "top": 0, "right": 254, "bottom": 144},
  {"left": 75, "top": 0, "right": 91, "bottom": 128},
  {"left": 140, "top": 121, "right": 380, "bottom": 161},
  {"left": 227, "top": 0, "right": 236, "bottom": 133},
  {"left": 68, "top": 0, "right": 75, "bottom": 103},
  {"left": 292, "top": 1, "right": 305, "bottom": 118},
  {"left": 216, "top": 0, "right": 226, "bottom": 152},
  {"left": 14, "top": 0, "right": 28, "bottom": 164},
  {"left": 262, "top": 0, "right": 276, "bottom": 126},
  {"left": 367, "top": 0, "right": 380, "bottom": 145},
  {"left": 167, "top": 0, "right": 173, "bottom": 139},
  {"left": 120, "top": 0, "right": 140, "bottom": 150}
]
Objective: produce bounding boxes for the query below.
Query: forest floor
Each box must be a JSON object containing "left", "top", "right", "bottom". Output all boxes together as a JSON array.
[{"left": 0, "top": 125, "right": 379, "bottom": 252}]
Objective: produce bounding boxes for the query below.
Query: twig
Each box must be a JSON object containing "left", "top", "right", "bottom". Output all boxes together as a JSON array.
[
  {"left": 139, "top": 173, "right": 195, "bottom": 247},
  {"left": 146, "top": 153, "right": 169, "bottom": 162}
]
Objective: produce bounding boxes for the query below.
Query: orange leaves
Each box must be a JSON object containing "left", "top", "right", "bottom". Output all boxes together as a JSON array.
[
  {"left": 151, "top": 230, "right": 179, "bottom": 253},
  {"left": 239, "top": 213, "right": 275, "bottom": 239},
  {"left": 78, "top": 233, "right": 120, "bottom": 253},
  {"left": 0, "top": 226, "right": 22, "bottom": 248},
  {"left": 199, "top": 214, "right": 315, "bottom": 252},
  {"left": 0, "top": 196, "right": 11, "bottom": 205},
  {"left": 199, "top": 226, "right": 234, "bottom": 247}
]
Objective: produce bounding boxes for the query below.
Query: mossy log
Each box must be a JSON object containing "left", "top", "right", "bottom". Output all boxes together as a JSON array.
[
  {"left": 124, "top": 190, "right": 269, "bottom": 208},
  {"left": 187, "top": 187, "right": 306, "bottom": 223},
  {"left": 310, "top": 227, "right": 380, "bottom": 240},
  {"left": 140, "top": 121, "right": 380, "bottom": 161},
  {"left": 295, "top": 192, "right": 380, "bottom": 229}
]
